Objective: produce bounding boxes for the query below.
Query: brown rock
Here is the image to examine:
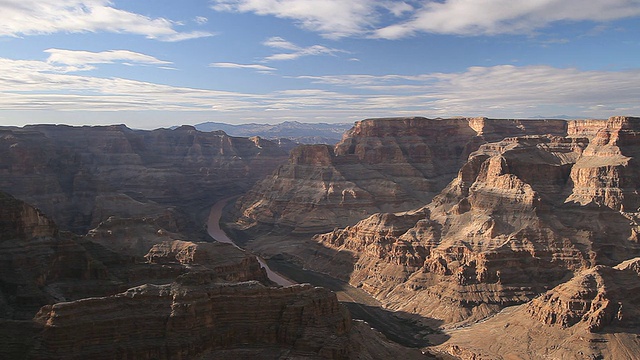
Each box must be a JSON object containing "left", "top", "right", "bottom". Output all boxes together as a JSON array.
[
  {"left": 435, "top": 259, "right": 640, "bottom": 359},
  {"left": 30, "top": 276, "right": 352, "bottom": 359},
  {"left": 310, "top": 131, "right": 640, "bottom": 324},
  {"left": 0, "top": 124, "right": 290, "bottom": 235},
  {"left": 229, "top": 117, "right": 569, "bottom": 239}
]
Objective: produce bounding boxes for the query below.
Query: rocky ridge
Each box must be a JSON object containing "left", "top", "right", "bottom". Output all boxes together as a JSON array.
[
  {"left": 0, "top": 124, "right": 291, "bottom": 236},
  {"left": 229, "top": 117, "right": 569, "bottom": 236},
  {"left": 435, "top": 258, "right": 640, "bottom": 359},
  {"left": 304, "top": 117, "right": 640, "bottom": 325},
  {"left": 0, "top": 191, "right": 427, "bottom": 359}
]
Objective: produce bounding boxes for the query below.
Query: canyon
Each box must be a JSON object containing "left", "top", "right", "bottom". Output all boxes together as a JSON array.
[
  {"left": 2, "top": 116, "right": 640, "bottom": 359},
  {"left": 226, "top": 115, "right": 640, "bottom": 359}
]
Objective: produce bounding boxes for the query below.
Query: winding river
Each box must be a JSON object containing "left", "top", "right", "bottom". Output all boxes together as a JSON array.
[{"left": 206, "top": 198, "right": 294, "bottom": 286}]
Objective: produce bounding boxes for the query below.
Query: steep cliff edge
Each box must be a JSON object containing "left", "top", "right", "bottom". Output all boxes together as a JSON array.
[
  {"left": 310, "top": 117, "right": 640, "bottom": 326},
  {"left": 228, "top": 117, "right": 569, "bottom": 239},
  {"left": 0, "top": 124, "right": 290, "bottom": 236},
  {"left": 0, "top": 192, "right": 427, "bottom": 360},
  {"left": 435, "top": 258, "right": 640, "bottom": 360}
]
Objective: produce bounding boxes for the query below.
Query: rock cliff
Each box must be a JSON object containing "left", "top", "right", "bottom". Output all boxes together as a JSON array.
[
  {"left": 435, "top": 258, "right": 640, "bottom": 360},
  {"left": 0, "top": 124, "right": 290, "bottom": 236},
  {"left": 30, "top": 276, "right": 352, "bottom": 359},
  {"left": 309, "top": 117, "right": 640, "bottom": 326},
  {"left": 229, "top": 117, "right": 569, "bottom": 237},
  {"left": 0, "top": 191, "right": 427, "bottom": 360}
]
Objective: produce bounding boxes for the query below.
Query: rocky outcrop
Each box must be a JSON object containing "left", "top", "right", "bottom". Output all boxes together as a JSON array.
[
  {"left": 566, "top": 116, "right": 640, "bottom": 212},
  {"left": 145, "top": 240, "right": 269, "bottom": 283},
  {"left": 25, "top": 272, "right": 427, "bottom": 360},
  {"left": 0, "top": 192, "right": 427, "bottom": 360},
  {"left": 567, "top": 119, "right": 608, "bottom": 138},
  {"left": 310, "top": 119, "right": 640, "bottom": 325},
  {"left": 229, "top": 117, "right": 569, "bottom": 236},
  {"left": 435, "top": 258, "right": 640, "bottom": 360},
  {"left": 0, "top": 124, "right": 290, "bottom": 235},
  {"left": 31, "top": 275, "right": 352, "bottom": 360}
]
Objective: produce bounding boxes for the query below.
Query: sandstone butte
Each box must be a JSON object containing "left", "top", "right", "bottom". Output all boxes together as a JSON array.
[
  {"left": 227, "top": 115, "right": 640, "bottom": 359},
  {"left": 0, "top": 191, "right": 426, "bottom": 359}
]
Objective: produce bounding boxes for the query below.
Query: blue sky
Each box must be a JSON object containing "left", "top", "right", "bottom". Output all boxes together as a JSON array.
[{"left": 1, "top": 0, "right": 639, "bottom": 129}]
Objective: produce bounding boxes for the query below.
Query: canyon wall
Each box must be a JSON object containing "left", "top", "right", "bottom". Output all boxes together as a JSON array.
[
  {"left": 0, "top": 124, "right": 291, "bottom": 236},
  {"left": 305, "top": 117, "right": 640, "bottom": 326},
  {"left": 436, "top": 258, "right": 640, "bottom": 359},
  {"left": 229, "top": 117, "right": 569, "bottom": 236},
  {"left": 0, "top": 191, "right": 426, "bottom": 360}
]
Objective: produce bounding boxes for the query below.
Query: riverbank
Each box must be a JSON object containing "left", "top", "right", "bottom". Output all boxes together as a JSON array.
[{"left": 207, "top": 197, "right": 293, "bottom": 286}]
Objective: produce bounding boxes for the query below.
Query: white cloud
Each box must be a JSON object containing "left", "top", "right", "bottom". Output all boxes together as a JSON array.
[
  {"left": 210, "top": 62, "right": 276, "bottom": 71},
  {"left": 195, "top": 16, "right": 208, "bottom": 25},
  {"left": 262, "top": 36, "right": 347, "bottom": 61},
  {"left": 0, "top": 0, "right": 214, "bottom": 41},
  {"left": 211, "top": 0, "right": 640, "bottom": 39},
  {"left": 1, "top": 54, "right": 639, "bottom": 124},
  {"left": 211, "top": 0, "right": 413, "bottom": 39},
  {"left": 44, "top": 49, "right": 171, "bottom": 71},
  {"left": 374, "top": 0, "right": 640, "bottom": 38}
]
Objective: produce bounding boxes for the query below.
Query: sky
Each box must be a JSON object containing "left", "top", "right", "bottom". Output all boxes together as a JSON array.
[{"left": 0, "top": 0, "right": 639, "bottom": 129}]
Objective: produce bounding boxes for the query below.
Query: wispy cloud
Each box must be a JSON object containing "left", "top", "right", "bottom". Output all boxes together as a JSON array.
[
  {"left": 1, "top": 54, "right": 639, "bottom": 122},
  {"left": 375, "top": 0, "right": 640, "bottom": 38},
  {"left": 211, "top": 0, "right": 413, "bottom": 39},
  {"left": 209, "top": 62, "right": 276, "bottom": 72},
  {"left": 0, "top": 0, "right": 215, "bottom": 41},
  {"left": 262, "top": 37, "right": 347, "bottom": 61},
  {"left": 194, "top": 16, "right": 208, "bottom": 25},
  {"left": 45, "top": 49, "right": 171, "bottom": 72},
  {"left": 211, "top": 0, "right": 640, "bottom": 39}
]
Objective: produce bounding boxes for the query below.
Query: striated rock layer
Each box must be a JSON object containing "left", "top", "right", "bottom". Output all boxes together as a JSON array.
[
  {"left": 230, "top": 117, "right": 569, "bottom": 236},
  {"left": 435, "top": 258, "right": 640, "bottom": 360},
  {"left": 31, "top": 276, "right": 352, "bottom": 360},
  {"left": 309, "top": 116, "right": 640, "bottom": 326},
  {"left": 0, "top": 192, "right": 427, "bottom": 360},
  {"left": 0, "top": 124, "right": 290, "bottom": 236}
]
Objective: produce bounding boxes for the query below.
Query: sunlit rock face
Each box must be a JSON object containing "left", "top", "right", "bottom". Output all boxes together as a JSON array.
[
  {"left": 0, "top": 124, "right": 290, "bottom": 235},
  {"left": 230, "top": 117, "right": 569, "bottom": 235},
  {"left": 311, "top": 118, "right": 640, "bottom": 326},
  {"left": 436, "top": 258, "right": 640, "bottom": 360}
]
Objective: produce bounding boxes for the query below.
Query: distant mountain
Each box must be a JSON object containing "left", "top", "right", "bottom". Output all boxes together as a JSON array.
[{"left": 190, "top": 121, "right": 353, "bottom": 145}]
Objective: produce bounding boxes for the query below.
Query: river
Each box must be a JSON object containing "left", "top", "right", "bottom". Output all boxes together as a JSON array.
[
  {"left": 206, "top": 197, "right": 294, "bottom": 286},
  {"left": 206, "top": 198, "right": 435, "bottom": 349}
]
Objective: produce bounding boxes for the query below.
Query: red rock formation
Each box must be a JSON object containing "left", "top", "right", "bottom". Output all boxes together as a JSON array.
[
  {"left": 0, "top": 124, "right": 290, "bottom": 235},
  {"left": 30, "top": 276, "right": 354, "bottom": 360},
  {"left": 567, "top": 116, "right": 640, "bottom": 212},
  {"left": 435, "top": 258, "right": 640, "bottom": 359},
  {"left": 230, "top": 117, "right": 569, "bottom": 237},
  {"left": 311, "top": 124, "right": 640, "bottom": 324}
]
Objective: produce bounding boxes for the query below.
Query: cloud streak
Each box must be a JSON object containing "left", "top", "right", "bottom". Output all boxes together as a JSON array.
[
  {"left": 45, "top": 49, "right": 172, "bottom": 71},
  {"left": 375, "top": 0, "right": 640, "bottom": 38},
  {"left": 211, "top": 0, "right": 412, "bottom": 39},
  {"left": 210, "top": 62, "right": 276, "bottom": 72},
  {"left": 0, "top": 0, "right": 214, "bottom": 41},
  {"left": 0, "top": 54, "right": 639, "bottom": 123},
  {"left": 211, "top": 0, "right": 640, "bottom": 39},
  {"left": 262, "top": 37, "right": 346, "bottom": 61}
]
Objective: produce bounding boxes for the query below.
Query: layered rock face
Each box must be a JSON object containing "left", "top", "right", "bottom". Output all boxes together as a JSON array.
[
  {"left": 230, "top": 117, "right": 568, "bottom": 235},
  {"left": 31, "top": 276, "right": 352, "bottom": 360},
  {"left": 0, "top": 192, "right": 96, "bottom": 320},
  {"left": 436, "top": 258, "right": 640, "bottom": 360},
  {"left": 567, "top": 116, "right": 640, "bottom": 213},
  {"left": 0, "top": 192, "right": 426, "bottom": 360},
  {"left": 310, "top": 118, "right": 640, "bottom": 325},
  {"left": 0, "top": 124, "right": 290, "bottom": 235}
]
